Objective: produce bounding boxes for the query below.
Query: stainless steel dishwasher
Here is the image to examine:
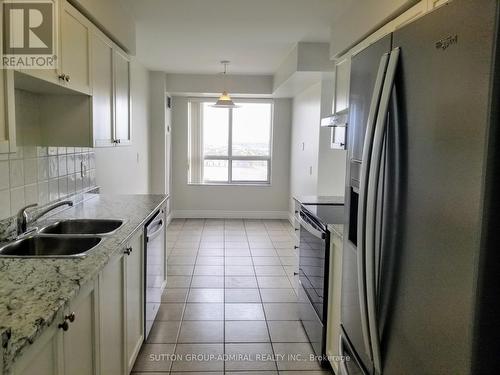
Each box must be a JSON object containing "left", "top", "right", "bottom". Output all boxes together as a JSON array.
[{"left": 144, "top": 208, "right": 166, "bottom": 338}]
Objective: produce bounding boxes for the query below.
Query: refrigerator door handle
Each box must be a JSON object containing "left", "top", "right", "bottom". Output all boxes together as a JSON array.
[
  {"left": 357, "top": 52, "right": 390, "bottom": 362},
  {"left": 365, "top": 46, "right": 400, "bottom": 375}
]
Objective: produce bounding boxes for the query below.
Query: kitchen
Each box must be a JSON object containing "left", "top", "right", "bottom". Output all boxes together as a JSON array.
[{"left": 0, "top": 0, "right": 499, "bottom": 374}]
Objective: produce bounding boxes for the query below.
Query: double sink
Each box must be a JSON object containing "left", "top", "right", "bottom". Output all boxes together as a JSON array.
[{"left": 0, "top": 219, "right": 124, "bottom": 258}]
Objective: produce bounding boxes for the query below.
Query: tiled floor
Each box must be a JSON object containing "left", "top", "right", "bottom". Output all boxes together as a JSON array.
[{"left": 132, "top": 218, "right": 332, "bottom": 375}]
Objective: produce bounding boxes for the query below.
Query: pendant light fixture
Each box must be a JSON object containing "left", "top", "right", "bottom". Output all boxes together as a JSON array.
[{"left": 212, "top": 60, "right": 240, "bottom": 108}]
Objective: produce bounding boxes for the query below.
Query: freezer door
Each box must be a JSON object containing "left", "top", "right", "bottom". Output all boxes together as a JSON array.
[
  {"left": 341, "top": 34, "right": 392, "bottom": 373},
  {"left": 378, "top": 1, "right": 497, "bottom": 374}
]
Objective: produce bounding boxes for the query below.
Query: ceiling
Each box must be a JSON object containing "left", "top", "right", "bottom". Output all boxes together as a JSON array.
[{"left": 124, "top": 0, "right": 335, "bottom": 75}]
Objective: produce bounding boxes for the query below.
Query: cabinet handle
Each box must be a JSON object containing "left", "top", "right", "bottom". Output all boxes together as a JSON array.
[
  {"left": 116, "top": 139, "right": 121, "bottom": 144},
  {"left": 124, "top": 247, "right": 132, "bottom": 255},
  {"left": 294, "top": 246, "right": 299, "bottom": 249},
  {"left": 65, "top": 312, "right": 76, "bottom": 323},
  {"left": 58, "top": 321, "right": 69, "bottom": 331}
]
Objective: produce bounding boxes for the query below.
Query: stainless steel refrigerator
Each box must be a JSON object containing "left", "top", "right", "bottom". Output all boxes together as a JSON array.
[{"left": 340, "top": 0, "right": 500, "bottom": 374}]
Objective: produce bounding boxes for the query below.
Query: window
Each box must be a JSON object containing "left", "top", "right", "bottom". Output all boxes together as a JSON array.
[{"left": 188, "top": 100, "right": 273, "bottom": 184}]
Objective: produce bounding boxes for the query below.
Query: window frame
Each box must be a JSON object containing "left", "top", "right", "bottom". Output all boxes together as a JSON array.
[{"left": 190, "top": 98, "right": 274, "bottom": 186}]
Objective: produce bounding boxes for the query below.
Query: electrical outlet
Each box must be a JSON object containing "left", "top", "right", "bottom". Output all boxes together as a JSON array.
[{"left": 81, "top": 161, "right": 87, "bottom": 178}]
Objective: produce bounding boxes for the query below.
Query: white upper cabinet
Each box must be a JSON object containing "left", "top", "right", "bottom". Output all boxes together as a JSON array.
[
  {"left": 15, "top": 0, "right": 91, "bottom": 95},
  {"left": 91, "top": 32, "right": 114, "bottom": 147},
  {"left": 113, "top": 49, "right": 131, "bottom": 145},
  {"left": 60, "top": 1, "right": 92, "bottom": 94},
  {"left": 0, "top": 71, "right": 17, "bottom": 154}
]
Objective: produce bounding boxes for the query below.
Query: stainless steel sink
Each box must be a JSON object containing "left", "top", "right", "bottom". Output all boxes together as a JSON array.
[
  {"left": 38, "top": 219, "right": 124, "bottom": 235},
  {"left": 0, "top": 235, "right": 102, "bottom": 257}
]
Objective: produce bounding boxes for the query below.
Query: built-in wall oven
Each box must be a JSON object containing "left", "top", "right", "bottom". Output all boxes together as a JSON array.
[
  {"left": 144, "top": 208, "right": 166, "bottom": 338},
  {"left": 298, "top": 206, "right": 331, "bottom": 367}
]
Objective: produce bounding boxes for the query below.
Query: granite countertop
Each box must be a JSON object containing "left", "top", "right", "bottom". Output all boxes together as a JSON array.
[
  {"left": 0, "top": 193, "right": 167, "bottom": 373},
  {"left": 294, "top": 195, "right": 345, "bottom": 205}
]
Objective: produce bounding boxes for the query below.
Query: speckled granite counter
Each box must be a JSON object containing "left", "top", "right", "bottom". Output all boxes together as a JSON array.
[{"left": 0, "top": 193, "right": 167, "bottom": 373}]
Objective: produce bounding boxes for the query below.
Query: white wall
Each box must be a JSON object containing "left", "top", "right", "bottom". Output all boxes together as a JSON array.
[
  {"left": 165, "top": 74, "right": 273, "bottom": 97},
  {"left": 289, "top": 80, "right": 347, "bottom": 215},
  {"left": 330, "top": 0, "right": 418, "bottom": 57},
  {"left": 289, "top": 83, "right": 321, "bottom": 212},
  {"left": 69, "top": 0, "right": 136, "bottom": 53},
  {"left": 171, "top": 97, "right": 292, "bottom": 218},
  {"left": 95, "top": 58, "right": 150, "bottom": 194},
  {"left": 149, "top": 71, "right": 168, "bottom": 194}
]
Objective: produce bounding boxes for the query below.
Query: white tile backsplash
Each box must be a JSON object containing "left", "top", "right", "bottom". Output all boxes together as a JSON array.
[
  {"left": 58, "top": 176, "right": 68, "bottom": 198},
  {"left": 48, "top": 147, "right": 58, "bottom": 156},
  {"left": 24, "top": 146, "right": 37, "bottom": 159},
  {"left": 23, "top": 158, "right": 38, "bottom": 185},
  {"left": 49, "top": 178, "right": 59, "bottom": 202},
  {"left": 9, "top": 160, "right": 25, "bottom": 188},
  {"left": 37, "top": 181, "right": 49, "bottom": 205},
  {"left": 67, "top": 154, "right": 75, "bottom": 174},
  {"left": 48, "top": 156, "right": 58, "bottom": 178},
  {"left": 0, "top": 148, "right": 97, "bottom": 220},
  {"left": 37, "top": 146, "right": 48, "bottom": 157},
  {"left": 37, "top": 157, "right": 48, "bottom": 181},
  {"left": 10, "top": 187, "right": 25, "bottom": 213},
  {"left": 58, "top": 155, "right": 67, "bottom": 176},
  {"left": 0, "top": 190, "right": 10, "bottom": 219},
  {"left": 25, "top": 183, "right": 38, "bottom": 205},
  {"left": 0, "top": 161, "right": 10, "bottom": 190}
]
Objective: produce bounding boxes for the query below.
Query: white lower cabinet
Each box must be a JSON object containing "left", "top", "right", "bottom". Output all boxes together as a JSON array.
[
  {"left": 125, "top": 231, "right": 145, "bottom": 373},
  {"left": 99, "top": 251, "right": 125, "bottom": 375},
  {"left": 11, "top": 281, "right": 97, "bottom": 375},
  {"left": 99, "top": 229, "right": 144, "bottom": 375},
  {"left": 11, "top": 228, "right": 149, "bottom": 375},
  {"left": 62, "top": 282, "right": 98, "bottom": 375}
]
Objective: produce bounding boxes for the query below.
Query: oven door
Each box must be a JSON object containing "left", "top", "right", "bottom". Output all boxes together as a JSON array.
[{"left": 298, "top": 209, "right": 330, "bottom": 360}]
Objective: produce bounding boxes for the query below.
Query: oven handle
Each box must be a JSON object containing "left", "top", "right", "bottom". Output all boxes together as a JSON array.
[
  {"left": 147, "top": 218, "right": 165, "bottom": 242},
  {"left": 299, "top": 217, "right": 326, "bottom": 240}
]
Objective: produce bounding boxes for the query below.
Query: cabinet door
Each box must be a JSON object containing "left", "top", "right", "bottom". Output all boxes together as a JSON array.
[
  {"left": 99, "top": 253, "right": 125, "bottom": 375},
  {"left": 91, "top": 32, "right": 114, "bottom": 147},
  {"left": 0, "top": 71, "right": 16, "bottom": 154},
  {"left": 62, "top": 281, "right": 97, "bottom": 375},
  {"left": 14, "top": 0, "right": 61, "bottom": 86},
  {"left": 12, "top": 318, "right": 63, "bottom": 375},
  {"left": 113, "top": 49, "right": 131, "bottom": 145},
  {"left": 60, "top": 1, "right": 91, "bottom": 94},
  {"left": 125, "top": 231, "right": 144, "bottom": 372},
  {"left": 334, "top": 57, "right": 351, "bottom": 113}
]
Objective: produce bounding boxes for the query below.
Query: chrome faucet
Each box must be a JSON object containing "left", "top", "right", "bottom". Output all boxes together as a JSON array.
[{"left": 17, "top": 200, "right": 74, "bottom": 236}]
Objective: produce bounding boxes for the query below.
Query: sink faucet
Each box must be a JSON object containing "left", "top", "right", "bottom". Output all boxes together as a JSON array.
[{"left": 17, "top": 200, "right": 74, "bottom": 236}]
